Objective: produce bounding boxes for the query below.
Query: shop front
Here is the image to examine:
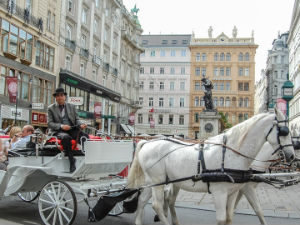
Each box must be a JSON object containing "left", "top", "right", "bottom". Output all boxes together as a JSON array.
[{"left": 1, "top": 104, "right": 29, "bottom": 128}]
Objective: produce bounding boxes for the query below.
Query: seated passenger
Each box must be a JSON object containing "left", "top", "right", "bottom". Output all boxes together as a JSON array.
[
  {"left": 0, "top": 139, "right": 8, "bottom": 170},
  {"left": 11, "top": 125, "right": 34, "bottom": 150},
  {"left": 8, "top": 126, "right": 22, "bottom": 150}
]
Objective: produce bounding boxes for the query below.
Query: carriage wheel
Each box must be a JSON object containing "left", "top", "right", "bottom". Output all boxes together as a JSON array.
[
  {"left": 38, "top": 181, "right": 77, "bottom": 225},
  {"left": 108, "top": 201, "right": 124, "bottom": 216},
  {"left": 18, "top": 192, "right": 39, "bottom": 202}
]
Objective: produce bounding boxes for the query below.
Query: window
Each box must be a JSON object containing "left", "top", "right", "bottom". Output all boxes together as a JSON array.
[
  {"left": 239, "top": 67, "right": 243, "bottom": 76},
  {"left": 244, "top": 97, "right": 249, "bottom": 107},
  {"left": 202, "top": 53, "right": 207, "bottom": 61},
  {"left": 170, "top": 67, "right": 175, "bottom": 75},
  {"left": 214, "top": 67, "right": 218, "bottom": 76},
  {"left": 68, "top": 0, "right": 73, "bottom": 12},
  {"left": 180, "top": 98, "right": 184, "bottom": 107},
  {"left": 226, "top": 53, "right": 231, "bottom": 61},
  {"left": 225, "top": 97, "right": 230, "bottom": 107},
  {"left": 226, "top": 67, "right": 231, "bottom": 76},
  {"left": 160, "top": 67, "right": 164, "bottom": 74},
  {"left": 195, "top": 131, "right": 199, "bottom": 139},
  {"left": 195, "top": 113, "right": 199, "bottom": 123},
  {"left": 238, "top": 52, "right": 243, "bottom": 61},
  {"left": 196, "top": 53, "right": 200, "bottom": 62},
  {"left": 149, "top": 81, "right": 154, "bottom": 90},
  {"left": 195, "top": 82, "right": 201, "bottom": 90},
  {"left": 139, "top": 81, "right": 144, "bottom": 90},
  {"left": 159, "top": 82, "right": 164, "bottom": 90},
  {"left": 158, "top": 115, "right": 163, "bottom": 124},
  {"left": 171, "top": 50, "right": 175, "bottom": 56},
  {"left": 245, "top": 68, "right": 249, "bottom": 76},
  {"left": 200, "top": 97, "right": 205, "bottom": 106},
  {"left": 179, "top": 115, "right": 184, "bottom": 125},
  {"left": 172, "top": 40, "right": 177, "bottom": 44},
  {"left": 35, "top": 41, "right": 55, "bottom": 71},
  {"left": 94, "top": 20, "right": 98, "bottom": 34},
  {"left": 150, "top": 67, "right": 154, "bottom": 74},
  {"left": 245, "top": 52, "right": 250, "bottom": 61},
  {"left": 162, "top": 40, "right": 168, "bottom": 44},
  {"left": 239, "top": 98, "right": 243, "bottom": 107},
  {"left": 238, "top": 82, "right": 243, "bottom": 91},
  {"left": 81, "top": 34, "right": 86, "bottom": 48},
  {"left": 232, "top": 97, "right": 237, "bottom": 107},
  {"left": 195, "top": 97, "right": 199, "bottom": 106},
  {"left": 140, "top": 67, "right": 144, "bottom": 74},
  {"left": 195, "top": 67, "right": 200, "bottom": 76},
  {"left": 244, "top": 82, "right": 249, "bottom": 91},
  {"left": 182, "top": 39, "right": 188, "bottom": 44},
  {"left": 95, "top": 0, "right": 99, "bottom": 8},
  {"left": 82, "top": 8, "right": 87, "bottom": 24},
  {"left": 214, "top": 97, "right": 218, "bottom": 107},
  {"left": 138, "top": 114, "right": 143, "bottom": 124},
  {"left": 202, "top": 67, "right": 206, "bottom": 76},
  {"left": 80, "top": 62, "right": 85, "bottom": 77},
  {"left": 50, "top": 14, "right": 55, "bottom": 33},
  {"left": 169, "top": 115, "right": 174, "bottom": 124},
  {"left": 150, "top": 50, "right": 155, "bottom": 57},
  {"left": 170, "top": 81, "right": 174, "bottom": 90},
  {"left": 219, "top": 97, "right": 224, "bottom": 107},
  {"left": 169, "top": 97, "right": 174, "bottom": 107},
  {"left": 226, "top": 82, "right": 230, "bottom": 91},
  {"left": 66, "top": 24, "right": 72, "bottom": 39},
  {"left": 160, "top": 50, "right": 165, "bottom": 57},
  {"left": 274, "top": 71, "right": 278, "bottom": 79},
  {"left": 25, "top": 0, "right": 32, "bottom": 14},
  {"left": 220, "top": 67, "right": 224, "bottom": 76},
  {"left": 181, "top": 50, "right": 186, "bottom": 57},
  {"left": 281, "top": 55, "right": 285, "bottom": 64},
  {"left": 65, "top": 55, "right": 71, "bottom": 70},
  {"left": 139, "top": 97, "right": 143, "bottom": 105},
  {"left": 219, "top": 82, "right": 224, "bottom": 90},
  {"left": 239, "top": 114, "right": 243, "bottom": 123},
  {"left": 220, "top": 53, "right": 225, "bottom": 61},
  {"left": 244, "top": 113, "right": 249, "bottom": 120},
  {"left": 180, "top": 82, "right": 185, "bottom": 90},
  {"left": 149, "top": 97, "right": 153, "bottom": 106},
  {"left": 142, "top": 40, "right": 148, "bottom": 45},
  {"left": 148, "top": 114, "right": 153, "bottom": 123},
  {"left": 181, "top": 67, "right": 185, "bottom": 75},
  {"left": 47, "top": 11, "right": 51, "bottom": 31},
  {"left": 159, "top": 97, "right": 164, "bottom": 107},
  {"left": 214, "top": 82, "right": 218, "bottom": 90},
  {"left": 214, "top": 53, "right": 219, "bottom": 61}
]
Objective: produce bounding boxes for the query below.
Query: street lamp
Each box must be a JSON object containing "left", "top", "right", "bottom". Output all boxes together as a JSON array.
[{"left": 282, "top": 73, "right": 294, "bottom": 118}]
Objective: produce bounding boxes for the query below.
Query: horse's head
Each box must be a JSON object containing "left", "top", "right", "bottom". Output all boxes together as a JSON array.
[{"left": 265, "top": 108, "right": 295, "bottom": 163}]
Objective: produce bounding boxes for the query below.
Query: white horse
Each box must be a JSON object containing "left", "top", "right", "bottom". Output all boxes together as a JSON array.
[{"left": 127, "top": 109, "right": 295, "bottom": 225}]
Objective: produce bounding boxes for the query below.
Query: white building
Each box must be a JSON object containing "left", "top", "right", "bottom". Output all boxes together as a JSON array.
[
  {"left": 254, "top": 69, "right": 268, "bottom": 114},
  {"left": 135, "top": 35, "right": 191, "bottom": 137},
  {"left": 288, "top": 0, "right": 300, "bottom": 130}
]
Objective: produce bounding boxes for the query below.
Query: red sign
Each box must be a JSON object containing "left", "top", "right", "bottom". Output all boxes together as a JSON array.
[
  {"left": 129, "top": 112, "right": 135, "bottom": 125},
  {"left": 150, "top": 118, "right": 155, "bottom": 128},
  {"left": 277, "top": 98, "right": 287, "bottom": 116},
  {"left": 32, "top": 112, "right": 47, "bottom": 126},
  {"left": 6, "top": 77, "right": 18, "bottom": 103},
  {"left": 94, "top": 102, "right": 102, "bottom": 119}
]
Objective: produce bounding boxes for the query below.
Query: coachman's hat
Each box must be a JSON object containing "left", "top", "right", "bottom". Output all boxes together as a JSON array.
[{"left": 53, "top": 87, "right": 67, "bottom": 97}]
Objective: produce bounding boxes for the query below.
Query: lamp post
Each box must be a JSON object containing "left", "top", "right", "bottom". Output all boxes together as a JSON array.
[{"left": 282, "top": 73, "right": 294, "bottom": 118}]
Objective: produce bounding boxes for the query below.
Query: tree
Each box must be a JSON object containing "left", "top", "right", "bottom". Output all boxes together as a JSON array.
[{"left": 219, "top": 112, "right": 232, "bottom": 132}]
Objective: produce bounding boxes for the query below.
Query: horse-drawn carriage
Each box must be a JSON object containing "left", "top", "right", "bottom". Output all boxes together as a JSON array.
[{"left": 0, "top": 130, "right": 135, "bottom": 225}]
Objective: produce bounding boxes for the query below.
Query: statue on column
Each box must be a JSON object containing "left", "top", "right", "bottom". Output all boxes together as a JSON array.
[
  {"left": 201, "top": 76, "right": 214, "bottom": 111},
  {"left": 208, "top": 26, "right": 213, "bottom": 38},
  {"left": 232, "top": 26, "right": 237, "bottom": 38}
]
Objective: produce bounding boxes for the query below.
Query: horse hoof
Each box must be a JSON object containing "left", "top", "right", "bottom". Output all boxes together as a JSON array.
[{"left": 154, "top": 214, "right": 160, "bottom": 222}]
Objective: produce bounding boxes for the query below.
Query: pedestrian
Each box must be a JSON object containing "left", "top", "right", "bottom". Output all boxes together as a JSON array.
[{"left": 0, "top": 139, "right": 8, "bottom": 170}]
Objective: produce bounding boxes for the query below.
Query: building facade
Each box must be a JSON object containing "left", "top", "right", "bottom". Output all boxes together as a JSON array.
[
  {"left": 288, "top": 0, "right": 300, "bottom": 130},
  {"left": 254, "top": 69, "right": 268, "bottom": 114},
  {"left": 189, "top": 27, "right": 258, "bottom": 139},
  {"left": 58, "top": 0, "right": 142, "bottom": 135},
  {"left": 135, "top": 35, "right": 191, "bottom": 137},
  {"left": 265, "top": 32, "right": 289, "bottom": 109},
  {"left": 0, "top": 0, "right": 61, "bottom": 130}
]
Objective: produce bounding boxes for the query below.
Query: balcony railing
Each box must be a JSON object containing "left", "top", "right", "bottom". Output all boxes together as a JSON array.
[
  {"left": 0, "top": 0, "right": 43, "bottom": 31},
  {"left": 80, "top": 48, "right": 89, "bottom": 59},
  {"left": 104, "top": 63, "right": 110, "bottom": 72},
  {"left": 65, "top": 39, "right": 76, "bottom": 52},
  {"left": 92, "top": 55, "right": 102, "bottom": 66}
]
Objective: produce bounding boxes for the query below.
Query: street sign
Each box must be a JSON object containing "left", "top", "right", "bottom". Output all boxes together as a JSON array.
[
  {"left": 32, "top": 103, "right": 44, "bottom": 109},
  {"left": 68, "top": 97, "right": 83, "bottom": 105}
]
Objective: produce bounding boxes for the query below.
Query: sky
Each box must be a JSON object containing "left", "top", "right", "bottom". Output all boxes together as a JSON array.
[{"left": 123, "top": 0, "right": 295, "bottom": 82}]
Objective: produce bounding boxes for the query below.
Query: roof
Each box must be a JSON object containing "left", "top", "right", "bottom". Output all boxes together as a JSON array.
[{"left": 141, "top": 34, "right": 191, "bottom": 47}]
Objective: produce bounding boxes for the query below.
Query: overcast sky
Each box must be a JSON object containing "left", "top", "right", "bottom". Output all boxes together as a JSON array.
[{"left": 123, "top": 0, "right": 295, "bottom": 81}]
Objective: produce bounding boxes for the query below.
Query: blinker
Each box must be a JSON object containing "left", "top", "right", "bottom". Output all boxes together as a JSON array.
[{"left": 278, "top": 126, "right": 289, "bottom": 136}]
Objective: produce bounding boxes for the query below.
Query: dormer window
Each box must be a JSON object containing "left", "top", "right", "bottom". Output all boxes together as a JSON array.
[
  {"left": 162, "top": 40, "right": 168, "bottom": 44},
  {"left": 172, "top": 40, "right": 177, "bottom": 44}
]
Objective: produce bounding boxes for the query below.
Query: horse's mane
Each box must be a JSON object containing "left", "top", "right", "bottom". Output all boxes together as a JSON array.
[{"left": 224, "top": 113, "right": 270, "bottom": 149}]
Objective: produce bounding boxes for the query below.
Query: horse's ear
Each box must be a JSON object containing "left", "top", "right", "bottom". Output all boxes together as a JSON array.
[{"left": 274, "top": 106, "right": 278, "bottom": 115}]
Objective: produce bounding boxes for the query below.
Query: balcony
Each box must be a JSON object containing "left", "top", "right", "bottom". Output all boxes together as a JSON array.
[
  {"left": 104, "top": 63, "right": 110, "bottom": 72},
  {"left": 80, "top": 48, "right": 89, "bottom": 59},
  {"left": 130, "top": 100, "right": 142, "bottom": 109},
  {"left": 121, "top": 30, "right": 143, "bottom": 51},
  {"left": 65, "top": 39, "right": 76, "bottom": 52},
  {"left": 92, "top": 55, "right": 102, "bottom": 66},
  {"left": 113, "top": 68, "right": 118, "bottom": 76}
]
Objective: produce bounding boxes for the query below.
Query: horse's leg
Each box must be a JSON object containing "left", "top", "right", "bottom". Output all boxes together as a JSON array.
[
  {"left": 135, "top": 188, "right": 152, "bottom": 225},
  {"left": 168, "top": 185, "right": 180, "bottom": 225},
  {"left": 234, "top": 190, "right": 243, "bottom": 209},
  {"left": 211, "top": 187, "right": 228, "bottom": 225},
  {"left": 152, "top": 186, "right": 171, "bottom": 225},
  {"left": 225, "top": 190, "right": 239, "bottom": 225},
  {"left": 242, "top": 183, "right": 268, "bottom": 225}
]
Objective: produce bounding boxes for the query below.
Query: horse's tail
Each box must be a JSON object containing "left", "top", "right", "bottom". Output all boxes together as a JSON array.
[{"left": 127, "top": 140, "right": 147, "bottom": 188}]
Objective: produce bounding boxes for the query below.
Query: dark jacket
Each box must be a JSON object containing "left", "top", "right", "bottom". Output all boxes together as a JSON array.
[{"left": 47, "top": 102, "right": 82, "bottom": 132}]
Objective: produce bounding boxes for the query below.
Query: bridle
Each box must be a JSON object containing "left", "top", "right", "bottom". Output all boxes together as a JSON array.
[{"left": 266, "top": 116, "right": 293, "bottom": 156}]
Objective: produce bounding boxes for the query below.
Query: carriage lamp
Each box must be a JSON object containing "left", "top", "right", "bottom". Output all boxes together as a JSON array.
[{"left": 282, "top": 73, "right": 294, "bottom": 118}]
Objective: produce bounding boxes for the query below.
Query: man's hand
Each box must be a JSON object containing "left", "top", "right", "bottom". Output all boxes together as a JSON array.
[
  {"left": 80, "top": 124, "right": 87, "bottom": 130},
  {"left": 61, "top": 125, "right": 71, "bottom": 131}
]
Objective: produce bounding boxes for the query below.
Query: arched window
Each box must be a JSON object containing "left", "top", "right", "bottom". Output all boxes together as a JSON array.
[
  {"left": 232, "top": 97, "right": 237, "bottom": 107},
  {"left": 238, "top": 52, "right": 243, "bottom": 61},
  {"left": 200, "top": 97, "right": 205, "bottom": 106},
  {"left": 220, "top": 53, "right": 225, "bottom": 61},
  {"left": 244, "top": 97, "right": 249, "bottom": 107},
  {"left": 219, "top": 97, "right": 224, "bottom": 107},
  {"left": 239, "top": 98, "right": 243, "bottom": 107},
  {"left": 225, "top": 97, "right": 230, "bottom": 107},
  {"left": 226, "top": 53, "right": 231, "bottom": 61},
  {"left": 245, "top": 52, "right": 250, "bottom": 61},
  {"left": 194, "top": 97, "right": 199, "bottom": 106},
  {"left": 214, "top": 97, "right": 218, "bottom": 107},
  {"left": 214, "top": 53, "right": 219, "bottom": 61}
]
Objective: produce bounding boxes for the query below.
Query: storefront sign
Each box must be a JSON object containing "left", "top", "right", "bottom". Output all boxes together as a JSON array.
[
  {"left": 66, "top": 78, "right": 78, "bottom": 85},
  {"left": 11, "top": 108, "right": 22, "bottom": 119},
  {"left": 277, "top": 98, "right": 287, "bottom": 116},
  {"left": 129, "top": 112, "right": 135, "bottom": 125},
  {"left": 68, "top": 97, "right": 83, "bottom": 105},
  {"left": 32, "top": 111, "right": 47, "bottom": 126},
  {"left": 32, "top": 103, "right": 44, "bottom": 109},
  {"left": 6, "top": 77, "right": 18, "bottom": 103},
  {"left": 94, "top": 102, "right": 102, "bottom": 119}
]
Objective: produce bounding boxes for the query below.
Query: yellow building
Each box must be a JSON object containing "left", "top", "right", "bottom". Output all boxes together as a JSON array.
[{"left": 189, "top": 28, "right": 258, "bottom": 139}]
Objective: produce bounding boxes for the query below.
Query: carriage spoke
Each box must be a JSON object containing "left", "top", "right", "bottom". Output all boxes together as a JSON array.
[
  {"left": 52, "top": 209, "right": 57, "bottom": 225},
  {"left": 45, "top": 189, "right": 56, "bottom": 203},
  {"left": 51, "top": 183, "right": 58, "bottom": 201},
  {"left": 46, "top": 208, "right": 55, "bottom": 222},
  {"left": 58, "top": 208, "right": 71, "bottom": 223},
  {"left": 58, "top": 209, "right": 64, "bottom": 225},
  {"left": 60, "top": 198, "right": 73, "bottom": 205},
  {"left": 59, "top": 205, "right": 74, "bottom": 213},
  {"left": 39, "top": 198, "right": 54, "bottom": 205},
  {"left": 58, "top": 188, "right": 68, "bottom": 202},
  {"left": 40, "top": 205, "right": 54, "bottom": 212}
]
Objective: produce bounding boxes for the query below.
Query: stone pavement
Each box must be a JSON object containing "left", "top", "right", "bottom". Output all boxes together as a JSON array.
[{"left": 175, "top": 183, "right": 300, "bottom": 219}]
